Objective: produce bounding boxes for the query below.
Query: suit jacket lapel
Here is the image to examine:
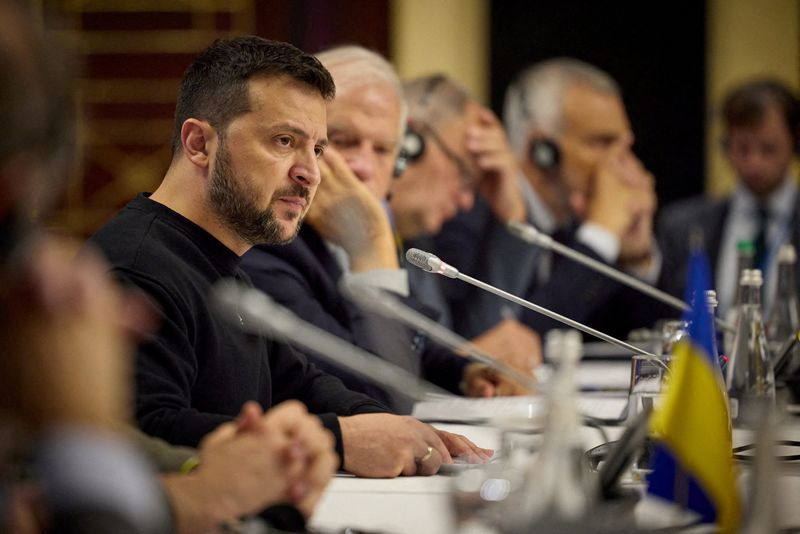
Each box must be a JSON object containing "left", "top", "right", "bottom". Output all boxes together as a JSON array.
[{"left": 300, "top": 225, "right": 344, "bottom": 283}]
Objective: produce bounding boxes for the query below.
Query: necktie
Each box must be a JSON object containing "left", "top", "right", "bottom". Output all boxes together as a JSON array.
[{"left": 753, "top": 204, "right": 769, "bottom": 272}]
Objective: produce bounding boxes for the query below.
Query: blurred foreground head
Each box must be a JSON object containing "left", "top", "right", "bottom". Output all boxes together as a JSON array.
[{"left": 0, "top": 0, "right": 75, "bottom": 254}]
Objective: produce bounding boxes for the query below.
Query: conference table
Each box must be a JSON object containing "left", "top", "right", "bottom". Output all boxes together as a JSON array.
[{"left": 310, "top": 360, "right": 800, "bottom": 534}]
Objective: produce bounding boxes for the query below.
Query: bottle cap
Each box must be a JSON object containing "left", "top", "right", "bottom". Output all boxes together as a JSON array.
[
  {"left": 736, "top": 240, "right": 755, "bottom": 256},
  {"left": 740, "top": 268, "right": 763, "bottom": 287},
  {"left": 545, "top": 329, "right": 583, "bottom": 365},
  {"left": 778, "top": 244, "right": 797, "bottom": 263},
  {"left": 705, "top": 289, "right": 718, "bottom": 308}
]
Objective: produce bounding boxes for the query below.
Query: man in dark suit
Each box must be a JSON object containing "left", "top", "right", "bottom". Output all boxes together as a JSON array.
[
  {"left": 658, "top": 80, "right": 800, "bottom": 316},
  {"left": 391, "top": 74, "right": 542, "bottom": 365},
  {"left": 241, "top": 46, "right": 533, "bottom": 414},
  {"left": 434, "top": 58, "right": 675, "bottom": 341}
]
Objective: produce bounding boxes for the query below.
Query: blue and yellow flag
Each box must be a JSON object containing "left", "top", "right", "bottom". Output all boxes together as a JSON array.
[{"left": 647, "top": 250, "right": 741, "bottom": 532}]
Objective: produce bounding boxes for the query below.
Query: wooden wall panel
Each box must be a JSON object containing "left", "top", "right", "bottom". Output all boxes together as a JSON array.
[{"left": 43, "top": 0, "right": 388, "bottom": 236}]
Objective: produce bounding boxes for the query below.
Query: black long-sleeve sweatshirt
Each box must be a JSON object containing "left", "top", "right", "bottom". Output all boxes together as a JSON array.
[{"left": 89, "top": 194, "right": 387, "bottom": 461}]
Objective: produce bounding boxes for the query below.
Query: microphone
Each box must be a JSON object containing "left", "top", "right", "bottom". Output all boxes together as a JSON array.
[
  {"left": 339, "top": 279, "right": 537, "bottom": 392},
  {"left": 405, "top": 247, "right": 459, "bottom": 278},
  {"left": 405, "top": 248, "right": 667, "bottom": 370},
  {"left": 212, "top": 279, "right": 451, "bottom": 401},
  {"left": 507, "top": 221, "right": 735, "bottom": 334}
]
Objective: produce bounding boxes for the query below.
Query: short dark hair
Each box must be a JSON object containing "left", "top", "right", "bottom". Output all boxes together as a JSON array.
[
  {"left": 722, "top": 79, "right": 800, "bottom": 146},
  {"left": 170, "top": 36, "right": 335, "bottom": 153}
]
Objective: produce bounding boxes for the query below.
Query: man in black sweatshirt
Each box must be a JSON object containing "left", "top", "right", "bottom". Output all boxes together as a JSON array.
[{"left": 89, "top": 36, "right": 491, "bottom": 478}]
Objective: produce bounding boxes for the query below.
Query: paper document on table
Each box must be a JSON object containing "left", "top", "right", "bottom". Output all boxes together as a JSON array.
[
  {"left": 577, "top": 361, "right": 632, "bottom": 390},
  {"left": 412, "top": 393, "right": 629, "bottom": 424},
  {"left": 536, "top": 361, "right": 632, "bottom": 391},
  {"left": 582, "top": 341, "right": 647, "bottom": 359}
]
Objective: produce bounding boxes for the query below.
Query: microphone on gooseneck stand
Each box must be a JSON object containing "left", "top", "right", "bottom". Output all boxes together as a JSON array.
[
  {"left": 506, "top": 221, "right": 735, "bottom": 334},
  {"left": 212, "top": 279, "right": 451, "bottom": 401},
  {"left": 339, "top": 278, "right": 537, "bottom": 392},
  {"left": 404, "top": 248, "right": 668, "bottom": 371}
]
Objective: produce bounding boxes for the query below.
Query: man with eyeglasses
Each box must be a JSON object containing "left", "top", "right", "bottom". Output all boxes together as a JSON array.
[
  {"left": 241, "top": 48, "right": 535, "bottom": 415},
  {"left": 388, "top": 75, "right": 543, "bottom": 362},
  {"left": 391, "top": 74, "right": 527, "bottom": 243}
]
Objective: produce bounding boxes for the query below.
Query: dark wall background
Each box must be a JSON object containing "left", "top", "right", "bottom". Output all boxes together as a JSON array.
[
  {"left": 251, "top": 0, "right": 389, "bottom": 55},
  {"left": 49, "top": 0, "right": 704, "bottom": 235},
  {"left": 45, "top": 0, "right": 389, "bottom": 236},
  {"left": 490, "top": 0, "right": 707, "bottom": 209}
]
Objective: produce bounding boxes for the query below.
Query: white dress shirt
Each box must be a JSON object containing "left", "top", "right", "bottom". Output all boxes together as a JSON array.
[
  {"left": 717, "top": 176, "right": 798, "bottom": 316},
  {"left": 519, "top": 177, "right": 661, "bottom": 284}
]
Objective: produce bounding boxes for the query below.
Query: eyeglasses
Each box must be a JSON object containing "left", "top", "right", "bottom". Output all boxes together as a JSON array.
[{"left": 417, "top": 122, "right": 477, "bottom": 189}]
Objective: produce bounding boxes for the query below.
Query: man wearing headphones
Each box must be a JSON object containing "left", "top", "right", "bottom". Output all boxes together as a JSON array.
[
  {"left": 389, "top": 74, "right": 542, "bottom": 367},
  {"left": 391, "top": 75, "right": 527, "bottom": 243},
  {"left": 659, "top": 79, "right": 800, "bottom": 316},
  {"left": 435, "top": 58, "right": 674, "bottom": 340}
]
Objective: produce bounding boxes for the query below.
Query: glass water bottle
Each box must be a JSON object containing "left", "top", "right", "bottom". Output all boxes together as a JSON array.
[{"left": 726, "top": 269, "right": 775, "bottom": 426}]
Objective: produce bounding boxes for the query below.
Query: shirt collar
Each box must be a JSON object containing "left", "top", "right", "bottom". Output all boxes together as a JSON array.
[
  {"left": 134, "top": 193, "right": 242, "bottom": 274},
  {"left": 731, "top": 174, "right": 798, "bottom": 220},
  {"left": 519, "top": 172, "right": 557, "bottom": 234}
]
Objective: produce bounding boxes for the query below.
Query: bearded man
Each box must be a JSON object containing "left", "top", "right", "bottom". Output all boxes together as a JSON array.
[{"left": 89, "top": 36, "right": 488, "bottom": 479}]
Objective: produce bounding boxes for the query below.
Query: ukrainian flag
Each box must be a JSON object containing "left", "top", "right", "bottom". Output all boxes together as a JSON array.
[{"left": 647, "top": 250, "right": 741, "bottom": 532}]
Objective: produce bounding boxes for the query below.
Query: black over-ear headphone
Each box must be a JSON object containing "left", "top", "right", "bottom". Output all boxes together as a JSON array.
[
  {"left": 393, "top": 146, "right": 411, "bottom": 177},
  {"left": 396, "top": 119, "right": 432, "bottom": 177},
  {"left": 395, "top": 127, "right": 421, "bottom": 177},
  {"left": 398, "top": 127, "right": 424, "bottom": 167},
  {"left": 529, "top": 138, "right": 560, "bottom": 170},
  {"left": 514, "top": 73, "right": 561, "bottom": 171},
  {"left": 395, "top": 75, "right": 448, "bottom": 176}
]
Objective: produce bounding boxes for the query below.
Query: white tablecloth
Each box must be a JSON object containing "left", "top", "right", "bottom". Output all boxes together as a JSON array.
[{"left": 310, "top": 419, "right": 800, "bottom": 533}]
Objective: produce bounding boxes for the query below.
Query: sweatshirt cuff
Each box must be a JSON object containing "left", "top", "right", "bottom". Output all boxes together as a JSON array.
[
  {"left": 316, "top": 413, "right": 344, "bottom": 470},
  {"left": 317, "top": 404, "right": 388, "bottom": 470}
]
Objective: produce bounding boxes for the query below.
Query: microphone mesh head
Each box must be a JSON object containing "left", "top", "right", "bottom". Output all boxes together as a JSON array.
[{"left": 405, "top": 248, "right": 434, "bottom": 271}]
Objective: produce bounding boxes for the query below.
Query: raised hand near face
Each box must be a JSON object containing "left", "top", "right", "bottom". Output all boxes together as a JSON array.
[
  {"left": 304, "top": 147, "right": 398, "bottom": 272},
  {"left": 466, "top": 108, "right": 527, "bottom": 224}
]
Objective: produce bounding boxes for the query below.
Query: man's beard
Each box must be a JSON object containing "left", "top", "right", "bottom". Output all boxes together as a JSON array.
[{"left": 208, "top": 140, "right": 309, "bottom": 246}]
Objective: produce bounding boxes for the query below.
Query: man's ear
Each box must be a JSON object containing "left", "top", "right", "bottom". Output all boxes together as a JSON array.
[{"left": 180, "top": 119, "right": 216, "bottom": 169}]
